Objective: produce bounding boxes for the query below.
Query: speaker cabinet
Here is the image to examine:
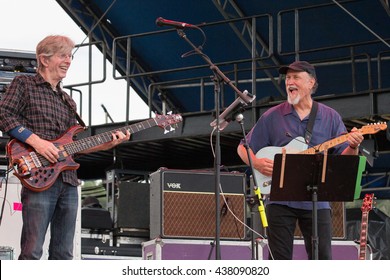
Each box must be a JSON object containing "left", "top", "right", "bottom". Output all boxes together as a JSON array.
[
  {"left": 116, "top": 182, "right": 150, "bottom": 230},
  {"left": 150, "top": 169, "right": 247, "bottom": 240}
]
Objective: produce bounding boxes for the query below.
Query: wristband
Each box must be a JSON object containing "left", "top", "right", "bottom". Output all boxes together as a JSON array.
[
  {"left": 349, "top": 144, "right": 359, "bottom": 150},
  {"left": 8, "top": 125, "right": 33, "bottom": 142}
]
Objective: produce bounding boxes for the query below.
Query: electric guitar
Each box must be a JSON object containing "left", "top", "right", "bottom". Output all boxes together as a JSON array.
[
  {"left": 253, "top": 123, "right": 387, "bottom": 194},
  {"left": 7, "top": 113, "right": 182, "bottom": 192},
  {"left": 359, "top": 193, "right": 374, "bottom": 260}
]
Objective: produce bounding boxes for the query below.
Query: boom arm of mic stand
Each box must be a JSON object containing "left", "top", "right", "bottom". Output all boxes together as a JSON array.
[
  {"left": 209, "top": 65, "right": 254, "bottom": 104},
  {"left": 176, "top": 29, "right": 255, "bottom": 107}
]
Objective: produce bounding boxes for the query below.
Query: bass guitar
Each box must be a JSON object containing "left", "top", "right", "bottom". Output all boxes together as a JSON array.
[
  {"left": 359, "top": 193, "right": 374, "bottom": 260},
  {"left": 7, "top": 113, "right": 182, "bottom": 192},
  {"left": 253, "top": 123, "right": 387, "bottom": 194}
]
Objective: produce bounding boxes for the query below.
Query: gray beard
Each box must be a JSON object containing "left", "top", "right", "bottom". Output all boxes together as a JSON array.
[{"left": 287, "top": 94, "right": 300, "bottom": 105}]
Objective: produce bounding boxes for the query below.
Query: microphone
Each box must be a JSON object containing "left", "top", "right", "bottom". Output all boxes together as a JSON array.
[
  {"left": 156, "top": 17, "right": 196, "bottom": 29},
  {"left": 101, "top": 104, "right": 108, "bottom": 113},
  {"left": 210, "top": 90, "right": 255, "bottom": 130},
  {"left": 101, "top": 104, "right": 114, "bottom": 123},
  {"left": 235, "top": 113, "right": 244, "bottom": 123},
  {"left": 387, "top": 121, "right": 390, "bottom": 142}
]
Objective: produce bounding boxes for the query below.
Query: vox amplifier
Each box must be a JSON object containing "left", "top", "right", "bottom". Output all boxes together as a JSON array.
[{"left": 149, "top": 169, "right": 247, "bottom": 240}]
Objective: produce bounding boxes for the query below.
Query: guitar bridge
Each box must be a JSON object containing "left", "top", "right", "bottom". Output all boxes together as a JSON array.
[
  {"left": 13, "top": 151, "right": 44, "bottom": 178},
  {"left": 13, "top": 156, "right": 31, "bottom": 177}
]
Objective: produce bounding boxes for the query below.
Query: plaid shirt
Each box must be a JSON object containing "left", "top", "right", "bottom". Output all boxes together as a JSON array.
[{"left": 0, "top": 73, "right": 79, "bottom": 186}]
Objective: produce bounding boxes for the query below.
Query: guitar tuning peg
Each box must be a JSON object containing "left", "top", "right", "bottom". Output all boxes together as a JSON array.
[
  {"left": 167, "top": 111, "right": 172, "bottom": 115},
  {"left": 163, "top": 125, "right": 176, "bottom": 134}
]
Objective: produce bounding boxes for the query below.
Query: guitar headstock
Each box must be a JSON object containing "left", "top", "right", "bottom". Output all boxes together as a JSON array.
[
  {"left": 359, "top": 122, "right": 387, "bottom": 135},
  {"left": 154, "top": 113, "right": 183, "bottom": 134},
  {"left": 361, "top": 193, "right": 374, "bottom": 213}
]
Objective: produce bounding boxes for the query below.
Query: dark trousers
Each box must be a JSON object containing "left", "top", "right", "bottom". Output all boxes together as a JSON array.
[
  {"left": 266, "top": 204, "right": 332, "bottom": 260},
  {"left": 19, "top": 179, "right": 78, "bottom": 260}
]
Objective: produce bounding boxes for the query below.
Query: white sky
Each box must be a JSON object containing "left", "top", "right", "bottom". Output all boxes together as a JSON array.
[{"left": 1, "top": 0, "right": 149, "bottom": 126}]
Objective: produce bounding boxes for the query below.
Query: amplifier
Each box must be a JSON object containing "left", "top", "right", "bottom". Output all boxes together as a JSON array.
[
  {"left": 116, "top": 182, "right": 150, "bottom": 230},
  {"left": 150, "top": 169, "right": 247, "bottom": 240}
]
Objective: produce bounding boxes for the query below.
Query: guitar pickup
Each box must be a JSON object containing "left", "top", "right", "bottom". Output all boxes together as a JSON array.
[
  {"left": 58, "top": 150, "right": 67, "bottom": 162},
  {"left": 263, "top": 180, "right": 272, "bottom": 187},
  {"left": 30, "top": 152, "right": 42, "bottom": 168}
]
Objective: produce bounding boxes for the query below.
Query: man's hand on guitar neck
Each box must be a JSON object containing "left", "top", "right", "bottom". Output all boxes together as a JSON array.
[
  {"left": 25, "top": 134, "right": 60, "bottom": 164},
  {"left": 106, "top": 130, "right": 131, "bottom": 149},
  {"left": 343, "top": 127, "right": 364, "bottom": 155}
]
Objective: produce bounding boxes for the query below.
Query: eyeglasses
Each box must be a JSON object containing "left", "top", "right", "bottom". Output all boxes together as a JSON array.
[{"left": 56, "top": 53, "right": 74, "bottom": 61}]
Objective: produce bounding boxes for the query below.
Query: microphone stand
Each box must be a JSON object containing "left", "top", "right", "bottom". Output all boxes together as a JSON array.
[
  {"left": 101, "top": 104, "right": 114, "bottom": 123},
  {"left": 175, "top": 28, "right": 254, "bottom": 259},
  {"left": 237, "top": 114, "right": 268, "bottom": 260}
]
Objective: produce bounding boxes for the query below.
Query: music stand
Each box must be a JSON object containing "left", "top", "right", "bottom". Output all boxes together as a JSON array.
[{"left": 270, "top": 153, "right": 366, "bottom": 259}]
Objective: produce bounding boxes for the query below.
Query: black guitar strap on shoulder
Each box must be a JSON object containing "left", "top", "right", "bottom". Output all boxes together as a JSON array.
[
  {"left": 305, "top": 101, "right": 318, "bottom": 144},
  {"left": 58, "top": 88, "right": 87, "bottom": 129},
  {"left": 73, "top": 110, "right": 87, "bottom": 129}
]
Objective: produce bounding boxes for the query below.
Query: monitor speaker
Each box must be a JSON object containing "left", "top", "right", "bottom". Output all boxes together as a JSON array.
[
  {"left": 116, "top": 182, "right": 150, "bottom": 230},
  {"left": 150, "top": 169, "right": 247, "bottom": 240}
]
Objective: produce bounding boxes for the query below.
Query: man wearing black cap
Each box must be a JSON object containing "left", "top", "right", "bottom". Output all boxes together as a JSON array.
[{"left": 237, "top": 61, "right": 363, "bottom": 259}]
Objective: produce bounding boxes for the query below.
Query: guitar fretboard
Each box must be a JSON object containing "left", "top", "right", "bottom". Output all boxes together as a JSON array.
[
  {"left": 300, "top": 134, "right": 349, "bottom": 154},
  {"left": 298, "top": 124, "right": 386, "bottom": 155},
  {"left": 64, "top": 118, "right": 157, "bottom": 155}
]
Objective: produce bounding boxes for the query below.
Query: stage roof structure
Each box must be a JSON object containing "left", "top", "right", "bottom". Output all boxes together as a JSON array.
[{"left": 2, "top": 0, "right": 390, "bottom": 196}]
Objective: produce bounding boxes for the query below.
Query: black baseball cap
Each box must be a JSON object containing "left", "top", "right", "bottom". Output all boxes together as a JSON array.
[{"left": 279, "top": 61, "right": 316, "bottom": 79}]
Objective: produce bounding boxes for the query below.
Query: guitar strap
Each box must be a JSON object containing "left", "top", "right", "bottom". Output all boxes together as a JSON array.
[
  {"left": 73, "top": 110, "right": 87, "bottom": 129},
  {"left": 304, "top": 101, "right": 318, "bottom": 144},
  {"left": 58, "top": 88, "right": 87, "bottom": 129}
]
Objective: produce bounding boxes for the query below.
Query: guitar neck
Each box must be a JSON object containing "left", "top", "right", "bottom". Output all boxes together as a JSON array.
[
  {"left": 300, "top": 123, "right": 388, "bottom": 155},
  {"left": 359, "top": 212, "right": 369, "bottom": 260},
  {"left": 63, "top": 118, "right": 157, "bottom": 155},
  {"left": 300, "top": 134, "right": 349, "bottom": 154}
]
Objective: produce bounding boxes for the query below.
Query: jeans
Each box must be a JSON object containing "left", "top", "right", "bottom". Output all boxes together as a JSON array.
[
  {"left": 266, "top": 204, "right": 332, "bottom": 260},
  {"left": 18, "top": 178, "right": 78, "bottom": 260}
]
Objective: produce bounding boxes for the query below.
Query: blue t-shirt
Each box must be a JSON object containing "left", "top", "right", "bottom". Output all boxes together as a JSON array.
[{"left": 244, "top": 101, "right": 348, "bottom": 210}]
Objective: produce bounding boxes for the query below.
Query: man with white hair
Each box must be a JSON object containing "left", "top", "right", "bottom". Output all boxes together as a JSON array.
[{"left": 0, "top": 35, "right": 130, "bottom": 259}]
